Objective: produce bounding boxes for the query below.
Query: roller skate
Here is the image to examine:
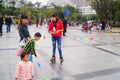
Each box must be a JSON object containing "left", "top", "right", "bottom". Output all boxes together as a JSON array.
[
  {"left": 50, "top": 56, "right": 56, "bottom": 63},
  {"left": 60, "top": 57, "right": 64, "bottom": 64}
]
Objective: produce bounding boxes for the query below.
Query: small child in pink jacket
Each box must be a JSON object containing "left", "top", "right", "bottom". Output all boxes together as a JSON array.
[{"left": 15, "top": 52, "right": 34, "bottom": 80}]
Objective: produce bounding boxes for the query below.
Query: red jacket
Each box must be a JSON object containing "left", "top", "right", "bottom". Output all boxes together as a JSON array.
[{"left": 48, "top": 20, "right": 64, "bottom": 37}]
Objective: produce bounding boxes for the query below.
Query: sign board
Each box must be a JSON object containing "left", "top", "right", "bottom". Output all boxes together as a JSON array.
[{"left": 64, "top": 9, "right": 70, "bottom": 16}]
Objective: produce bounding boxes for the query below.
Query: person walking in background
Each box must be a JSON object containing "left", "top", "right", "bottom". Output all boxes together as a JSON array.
[
  {"left": 19, "top": 14, "right": 31, "bottom": 41},
  {"left": 47, "top": 19, "right": 51, "bottom": 26},
  {"left": 39, "top": 18, "right": 43, "bottom": 27},
  {"left": 5, "top": 16, "right": 12, "bottom": 33},
  {"left": 96, "top": 21, "right": 101, "bottom": 32},
  {"left": 36, "top": 17, "right": 39, "bottom": 27},
  {"left": 0, "top": 15, "right": 4, "bottom": 36},
  {"left": 101, "top": 19, "right": 105, "bottom": 31},
  {"left": 28, "top": 18, "right": 32, "bottom": 25},
  {"left": 108, "top": 22, "right": 112, "bottom": 32},
  {"left": 63, "top": 17, "right": 68, "bottom": 36},
  {"left": 15, "top": 52, "right": 34, "bottom": 80},
  {"left": 48, "top": 13, "right": 64, "bottom": 64},
  {"left": 88, "top": 19, "right": 92, "bottom": 34}
]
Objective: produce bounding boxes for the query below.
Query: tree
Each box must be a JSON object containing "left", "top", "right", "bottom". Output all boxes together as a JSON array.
[
  {"left": 19, "top": 0, "right": 26, "bottom": 7},
  {"left": 0, "top": 3, "right": 5, "bottom": 15},
  {"left": 35, "top": 1, "right": 41, "bottom": 8},
  {"left": 115, "top": 11, "right": 120, "bottom": 21},
  {"left": 2, "top": 8, "right": 13, "bottom": 15},
  {"left": 11, "top": 0, "right": 15, "bottom": 7},
  {"left": 7, "top": 0, "right": 16, "bottom": 8},
  {"left": 52, "top": 4, "right": 64, "bottom": 19},
  {"left": 25, "top": 1, "right": 34, "bottom": 8},
  {"left": 44, "top": 8, "right": 54, "bottom": 18},
  {"left": 112, "top": 0, "right": 120, "bottom": 22},
  {"left": 0, "top": 3, "right": 4, "bottom": 10},
  {"left": 90, "top": 0, "right": 114, "bottom": 21},
  {"left": 0, "top": 0, "right": 2, "bottom": 3}
]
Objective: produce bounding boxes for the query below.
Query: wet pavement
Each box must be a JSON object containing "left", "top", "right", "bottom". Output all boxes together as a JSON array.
[{"left": 0, "top": 24, "right": 120, "bottom": 80}]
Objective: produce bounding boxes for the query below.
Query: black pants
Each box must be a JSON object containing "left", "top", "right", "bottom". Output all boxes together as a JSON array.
[
  {"left": 63, "top": 27, "right": 67, "bottom": 36},
  {"left": 0, "top": 25, "right": 3, "bottom": 35}
]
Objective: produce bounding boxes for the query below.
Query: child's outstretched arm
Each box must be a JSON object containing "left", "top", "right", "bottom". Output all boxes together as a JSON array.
[{"left": 31, "top": 50, "right": 37, "bottom": 57}]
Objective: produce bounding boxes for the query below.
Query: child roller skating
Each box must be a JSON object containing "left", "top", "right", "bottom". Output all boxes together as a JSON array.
[{"left": 48, "top": 13, "right": 64, "bottom": 64}]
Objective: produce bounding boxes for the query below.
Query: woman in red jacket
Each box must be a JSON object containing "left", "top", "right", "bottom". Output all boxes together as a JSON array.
[{"left": 48, "top": 13, "right": 64, "bottom": 64}]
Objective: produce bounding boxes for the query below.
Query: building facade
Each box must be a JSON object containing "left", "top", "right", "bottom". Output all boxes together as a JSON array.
[
  {"left": 70, "top": 0, "right": 89, "bottom": 7},
  {"left": 80, "top": 6, "right": 96, "bottom": 15},
  {"left": 47, "top": 0, "right": 73, "bottom": 7},
  {"left": 47, "top": 0, "right": 96, "bottom": 15},
  {"left": 70, "top": 0, "right": 96, "bottom": 15}
]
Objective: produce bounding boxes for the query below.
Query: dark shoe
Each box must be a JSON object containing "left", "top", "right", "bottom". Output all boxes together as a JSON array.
[
  {"left": 0, "top": 33, "right": 2, "bottom": 36},
  {"left": 60, "top": 57, "right": 64, "bottom": 64},
  {"left": 63, "top": 34, "right": 66, "bottom": 36},
  {"left": 50, "top": 56, "right": 56, "bottom": 63}
]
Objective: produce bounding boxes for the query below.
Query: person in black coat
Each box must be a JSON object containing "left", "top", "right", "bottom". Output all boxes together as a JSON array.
[
  {"left": 0, "top": 15, "right": 4, "bottom": 36},
  {"left": 19, "top": 14, "right": 31, "bottom": 41},
  {"left": 63, "top": 17, "right": 68, "bottom": 36},
  {"left": 101, "top": 19, "right": 105, "bottom": 31},
  {"left": 5, "top": 16, "right": 12, "bottom": 33}
]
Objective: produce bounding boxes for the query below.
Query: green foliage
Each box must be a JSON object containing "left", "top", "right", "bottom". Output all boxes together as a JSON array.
[
  {"left": 2, "top": 8, "right": 13, "bottom": 15},
  {"left": 52, "top": 4, "right": 64, "bottom": 19},
  {"left": 0, "top": 4, "right": 2, "bottom": 9},
  {"left": 0, "top": 1, "right": 98, "bottom": 22},
  {"left": 90, "top": 0, "right": 114, "bottom": 21},
  {"left": 0, "top": 4, "right": 3, "bottom": 14},
  {"left": 115, "top": 11, "right": 120, "bottom": 21},
  {"left": 87, "top": 14, "right": 98, "bottom": 20},
  {"left": 44, "top": 9, "right": 54, "bottom": 18},
  {"left": 25, "top": 1, "right": 34, "bottom": 8},
  {"left": 112, "top": 24, "right": 120, "bottom": 28},
  {"left": 90, "top": 0, "right": 120, "bottom": 22},
  {"left": 112, "top": 0, "right": 120, "bottom": 21}
]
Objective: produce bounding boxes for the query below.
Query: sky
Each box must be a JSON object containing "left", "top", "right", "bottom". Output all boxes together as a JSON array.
[{"left": 27, "top": 0, "right": 49, "bottom": 5}]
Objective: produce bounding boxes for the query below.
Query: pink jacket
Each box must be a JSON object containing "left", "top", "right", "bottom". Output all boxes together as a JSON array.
[{"left": 15, "top": 61, "right": 34, "bottom": 80}]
